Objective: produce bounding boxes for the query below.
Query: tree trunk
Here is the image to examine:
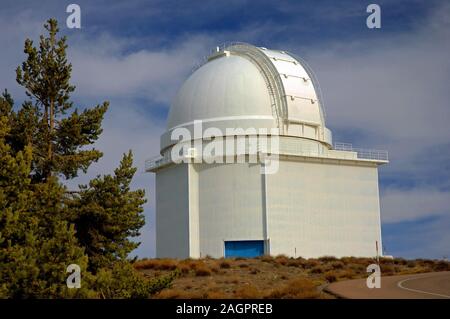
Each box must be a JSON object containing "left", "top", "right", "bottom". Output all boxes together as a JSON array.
[{"left": 48, "top": 98, "right": 54, "bottom": 179}]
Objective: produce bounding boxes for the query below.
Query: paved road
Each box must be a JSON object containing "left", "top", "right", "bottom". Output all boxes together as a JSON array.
[{"left": 326, "top": 271, "right": 450, "bottom": 299}]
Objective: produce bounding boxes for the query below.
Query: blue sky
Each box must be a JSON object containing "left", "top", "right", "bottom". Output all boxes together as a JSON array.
[{"left": 1, "top": 0, "right": 449, "bottom": 259}]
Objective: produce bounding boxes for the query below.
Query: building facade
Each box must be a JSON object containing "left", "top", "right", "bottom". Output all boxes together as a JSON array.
[{"left": 147, "top": 43, "right": 388, "bottom": 259}]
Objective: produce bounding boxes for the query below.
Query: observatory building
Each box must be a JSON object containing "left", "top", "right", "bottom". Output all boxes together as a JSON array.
[{"left": 146, "top": 43, "right": 388, "bottom": 259}]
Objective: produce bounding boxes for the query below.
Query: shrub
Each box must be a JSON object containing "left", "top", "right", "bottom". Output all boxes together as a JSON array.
[
  {"left": 337, "top": 269, "right": 356, "bottom": 279},
  {"left": 93, "top": 261, "right": 179, "bottom": 298},
  {"left": 381, "top": 264, "right": 394, "bottom": 275},
  {"left": 309, "top": 266, "right": 325, "bottom": 274},
  {"left": 195, "top": 267, "right": 212, "bottom": 277},
  {"left": 147, "top": 269, "right": 181, "bottom": 295},
  {"left": 156, "top": 288, "right": 203, "bottom": 299},
  {"left": 330, "top": 261, "right": 344, "bottom": 270},
  {"left": 275, "top": 255, "right": 289, "bottom": 266},
  {"left": 341, "top": 257, "right": 372, "bottom": 266},
  {"left": 416, "top": 259, "right": 435, "bottom": 266},
  {"left": 219, "top": 261, "right": 231, "bottom": 269},
  {"left": 304, "top": 259, "right": 320, "bottom": 269},
  {"left": 178, "top": 264, "right": 190, "bottom": 274},
  {"left": 210, "top": 266, "right": 220, "bottom": 274},
  {"left": 393, "top": 258, "right": 407, "bottom": 266},
  {"left": 225, "top": 276, "right": 240, "bottom": 284},
  {"left": 324, "top": 272, "right": 337, "bottom": 283},
  {"left": 349, "top": 264, "right": 366, "bottom": 275},
  {"left": 134, "top": 259, "right": 178, "bottom": 271},
  {"left": 267, "top": 278, "right": 320, "bottom": 299},
  {"left": 156, "top": 289, "right": 183, "bottom": 299},
  {"left": 259, "top": 255, "right": 274, "bottom": 263},
  {"left": 249, "top": 268, "right": 260, "bottom": 275},
  {"left": 287, "top": 259, "right": 303, "bottom": 267},
  {"left": 206, "top": 290, "right": 228, "bottom": 299},
  {"left": 318, "top": 256, "right": 337, "bottom": 263},
  {"left": 186, "top": 260, "right": 207, "bottom": 271},
  {"left": 434, "top": 261, "right": 450, "bottom": 271},
  {"left": 235, "top": 285, "right": 262, "bottom": 298}
]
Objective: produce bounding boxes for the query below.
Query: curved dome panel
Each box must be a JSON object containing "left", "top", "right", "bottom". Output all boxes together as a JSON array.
[
  {"left": 167, "top": 54, "right": 274, "bottom": 130},
  {"left": 163, "top": 43, "right": 332, "bottom": 150}
]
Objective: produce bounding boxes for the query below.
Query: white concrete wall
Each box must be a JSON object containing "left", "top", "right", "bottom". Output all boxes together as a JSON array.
[
  {"left": 266, "top": 159, "right": 382, "bottom": 258},
  {"left": 155, "top": 164, "right": 190, "bottom": 258},
  {"left": 194, "top": 162, "right": 265, "bottom": 258},
  {"left": 155, "top": 157, "right": 382, "bottom": 259}
]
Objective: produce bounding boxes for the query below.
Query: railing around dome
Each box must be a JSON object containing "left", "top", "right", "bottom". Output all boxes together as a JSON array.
[
  {"left": 145, "top": 141, "right": 388, "bottom": 172},
  {"left": 145, "top": 152, "right": 172, "bottom": 172},
  {"left": 334, "top": 142, "right": 389, "bottom": 161},
  {"left": 191, "top": 42, "right": 248, "bottom": 73}
]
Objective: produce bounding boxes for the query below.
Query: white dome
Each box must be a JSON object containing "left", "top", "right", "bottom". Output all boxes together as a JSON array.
[
  {"left": 167, "top": 54, "right": 274, "bottom": 129},
  {"left": 161, "top": 43, "right": 332, "bottom": 151}
]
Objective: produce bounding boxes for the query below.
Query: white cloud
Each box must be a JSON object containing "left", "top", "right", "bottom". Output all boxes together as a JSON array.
[
  {"left": 69, "top": 34, "right": 213, "bottom": 104},
  {"left": 298, "top": 4, "right": 450, "bottom": 225},
  {"left": 381, "top": 187, "right": 450, "bottom": 223},
  {"left": 383, "top": 213, "right": 450, "bottom": 259}
]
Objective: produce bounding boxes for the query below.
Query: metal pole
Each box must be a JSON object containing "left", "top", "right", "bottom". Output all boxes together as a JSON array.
[{"left": 376, "top": 241, "right": 380, "bottom": 265}]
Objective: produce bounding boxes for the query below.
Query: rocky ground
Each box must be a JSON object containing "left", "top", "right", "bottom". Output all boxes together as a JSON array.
[{"left": 135, "top": 256, "right": 450, "bottom": 299}]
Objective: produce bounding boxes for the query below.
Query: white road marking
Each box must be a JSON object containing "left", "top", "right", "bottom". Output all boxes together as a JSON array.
[{"left": 397, "top": 276, "right": 450, "bottom": 299}]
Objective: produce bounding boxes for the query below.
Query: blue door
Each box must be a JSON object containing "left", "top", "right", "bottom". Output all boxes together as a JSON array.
[{"left": 224, "top": 240, "right": 264, "bottom": 258}]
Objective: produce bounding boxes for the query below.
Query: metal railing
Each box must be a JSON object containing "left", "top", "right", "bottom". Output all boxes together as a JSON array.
[
  {"left": 191, "top": 42, "right": 246, "bottom": 73},
  {"left": 145, "top": 152, "right": 172, "bottom": 172},
  {"left": 145, "top": 140, "right": 388, "bottom": 172},
  {"left": 334, "top": 142, "right": 388, "bottom": 161}
]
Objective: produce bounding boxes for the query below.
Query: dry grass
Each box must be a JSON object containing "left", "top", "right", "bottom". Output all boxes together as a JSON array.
[
  {"left": 324, "top": 271, "right": 337, "bottom": 283},
  {"left": 195, "top": 266, "right": 212, "bottom": 277},
  {"left": 249, "top": 267, "right": 260, "bottom": 275},
  {"left": 267, "top": 278, "right": 321, "bottom": 299},
  {"left": 235, "top": 284, "right": 262, "bottom": 298},
  {"left": 136, "top": 256, "right": 450, "bottom": 299},
  {"left": 134, "top": 258, "right": 178, "bottom": 271},
  {"left": 274, "top": 255, "right": 289, "bottom": 266},
  {"left": 330, "top": 261, "right": 345, "bottom": 270},
  {"left": 309, "top": 265, "right": 326, "bottom": 274},
  {"left": 436, "top": 261, "right": 450, "bottom": 271},
  {"left": 303, "top": 259, "right": 320, "bottom": 269},
  {"left": 259, "top": 255, "right": 274, "bottom": 263},
  {"left": 318, "top": 256, "right": 338, "bottom": 263},
  {"left": 336, "top": 269, "right": 357, "bottom": 280},
  {"left": 205, "top": 290, "right": 228, "bottom": 299},
  {"left": 178, "top": 264, "right": 190, "bottom": 274},
  {"left": 156, "top": 288, "right": 204, "bottom": 299},
  {"left": 224, "top": 275, "right": 240, "bottom": 284}
]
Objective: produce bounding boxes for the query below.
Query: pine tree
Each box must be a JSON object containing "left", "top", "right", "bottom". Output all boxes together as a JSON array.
[
  {"left": 0, "top": 115, "right": 93, "bottom": 298},
  {"left": 69, "top": 151, "right": 146, "bottom": 271},
  {"left": 15, "top": 18, "right": 108, "bottom": 182},
  {"left": 11, "top": 18, "right": 146, "bottom": 270},
  {"left": 0, "top": 18, "right": 172, "bottom": 298}
]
